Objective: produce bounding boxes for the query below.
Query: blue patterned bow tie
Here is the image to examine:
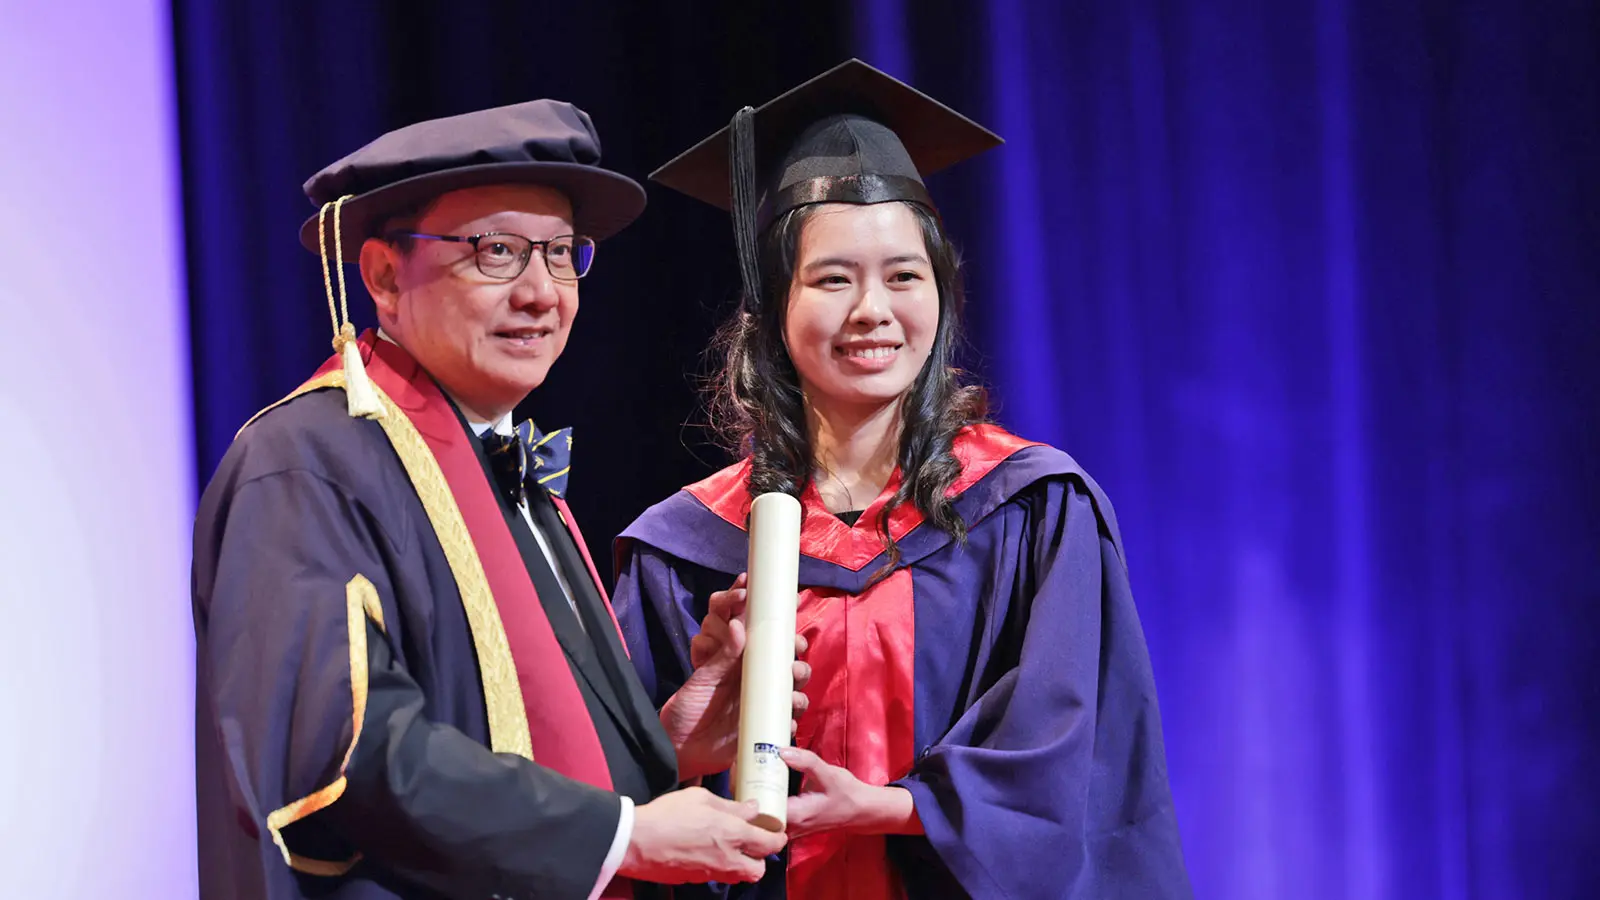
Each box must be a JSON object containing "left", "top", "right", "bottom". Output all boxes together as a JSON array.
[{"left": 482, "top": 420, "right": 572, "bottom": 504}]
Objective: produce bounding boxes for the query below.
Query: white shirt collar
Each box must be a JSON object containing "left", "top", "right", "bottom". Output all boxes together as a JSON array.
[{"left": 472, "top": 413, "right": 516, "bottom": 438}]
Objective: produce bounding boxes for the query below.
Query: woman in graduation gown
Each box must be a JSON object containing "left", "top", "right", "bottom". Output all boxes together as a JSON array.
[{"left": 613, "top": 60, "right": 1192, "bottom": 899}]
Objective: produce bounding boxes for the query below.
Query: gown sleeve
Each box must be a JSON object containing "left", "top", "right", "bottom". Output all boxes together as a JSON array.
[
  {"left": 892, "top": 477, "right": 1191, "bottom": 899},
  {"left": 612, "top": 538, "right": 703, "bottom": 711},
  {"left": 197, "top": 468, "right": 620, "bottom": 900}
]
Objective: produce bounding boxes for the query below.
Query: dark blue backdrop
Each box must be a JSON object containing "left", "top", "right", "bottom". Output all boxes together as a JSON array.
[{"left": 177, "top": 2, "right": 1600, "bottom": 897}]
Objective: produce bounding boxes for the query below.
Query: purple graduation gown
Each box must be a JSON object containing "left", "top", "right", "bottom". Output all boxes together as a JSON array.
[{"left": 613, "top": 425, "right": 1191, "bottom": 899}]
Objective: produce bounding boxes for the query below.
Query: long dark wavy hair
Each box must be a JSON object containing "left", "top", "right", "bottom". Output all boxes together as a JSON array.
[{"left": 708, "top": 200, "right": 989, "bottom": 567}]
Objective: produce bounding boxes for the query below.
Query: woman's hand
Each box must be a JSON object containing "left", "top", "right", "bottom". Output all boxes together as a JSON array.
[
  {"left": 781, "top": 746, "right": 922, "bottom": 839},
  {"left": 661, "top": 574, "right": 811, "bottom": 781}
]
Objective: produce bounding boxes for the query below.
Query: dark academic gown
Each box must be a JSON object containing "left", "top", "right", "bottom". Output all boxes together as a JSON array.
[
  {"left": 613, "top": 425, "right": 1191, "bottom": 899},
  {"left": 192, "top": 332, "right": 677, "bottom": 900}
]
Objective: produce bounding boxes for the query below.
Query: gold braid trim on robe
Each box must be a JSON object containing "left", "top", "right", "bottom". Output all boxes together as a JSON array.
[
  {"left": 239, "top": 372, "right": 533, "bottom": 759},
  {"left": 242, "top": 373, "right": 536, "bottom": 874},
  {"left": 264, "top": 574, "right": 385, "bottom": 875}
]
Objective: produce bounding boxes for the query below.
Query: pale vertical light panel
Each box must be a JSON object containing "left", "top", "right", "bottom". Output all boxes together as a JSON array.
[{"left": 0, "top": 1, "right": 196, "bottom": 896}]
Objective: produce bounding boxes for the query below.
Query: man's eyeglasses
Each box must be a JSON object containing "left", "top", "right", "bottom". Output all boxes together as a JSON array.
[{"left": 387, "top": 231, "right": 596, "bottom": 281}]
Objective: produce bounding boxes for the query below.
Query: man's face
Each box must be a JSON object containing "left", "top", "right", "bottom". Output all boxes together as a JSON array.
[{"left": 363, "top": 183, "right": 578, "bottom": 421}]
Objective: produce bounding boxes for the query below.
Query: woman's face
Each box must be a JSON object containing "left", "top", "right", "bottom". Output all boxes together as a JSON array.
[{"left": 783, "top": 202, "right": 940, "bottom": 417}]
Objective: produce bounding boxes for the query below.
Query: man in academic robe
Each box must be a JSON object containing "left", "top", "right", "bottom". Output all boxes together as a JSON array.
[{"left": 192, "top": 100, "right": 791, "bottom": 900}]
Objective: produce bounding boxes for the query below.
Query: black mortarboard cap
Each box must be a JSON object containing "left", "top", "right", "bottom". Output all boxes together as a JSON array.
[
  {"left": 300, "top": 99, "right": 646, "bottom": 261},
  {"left": 650, "top": 59, "right": 1001, "bottom": 301}
]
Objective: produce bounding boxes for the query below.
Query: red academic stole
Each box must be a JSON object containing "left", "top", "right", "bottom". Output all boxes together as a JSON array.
[
  {"left": 687, "top": 425, "right": 1040, "bottom": 900},
  {"left": 312, "top": 332, "right": 632, "bottom": 898}
]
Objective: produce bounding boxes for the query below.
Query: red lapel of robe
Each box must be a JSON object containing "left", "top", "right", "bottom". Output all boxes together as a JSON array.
[
  {"left": 312, "top": 331, "right": 616, "bottom": 795},
  {"left": 686, "top": 423, "right": 1041, "bottom": 567}
]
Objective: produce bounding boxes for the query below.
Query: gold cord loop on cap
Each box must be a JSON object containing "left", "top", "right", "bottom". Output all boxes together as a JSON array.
[
  {"left": 316, "top": 195, "right": 385, "bottom": 419},
  {"left": 317, "top": 197, "right": 346, "bottom": 344}
]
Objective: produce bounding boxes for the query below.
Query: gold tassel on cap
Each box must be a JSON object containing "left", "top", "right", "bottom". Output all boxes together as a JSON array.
[{"left": 318, "top": 195, "right": 385, "bottom": 419}]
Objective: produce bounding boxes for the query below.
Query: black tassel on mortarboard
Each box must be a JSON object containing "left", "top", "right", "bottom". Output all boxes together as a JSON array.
[{"left": 728, "top": 105, "right": 762, "bottom": 304}]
